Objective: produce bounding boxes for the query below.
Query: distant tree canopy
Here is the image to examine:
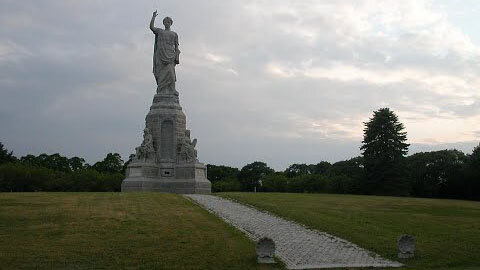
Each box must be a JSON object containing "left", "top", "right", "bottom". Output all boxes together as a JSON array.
[
  {"left": 206, "top": 164, "right": 239, "bottom": 183},
  {"left": 207, "top": 164, "right": 241, "bottom": 192},
  {"left": 0, "top": 138, "right": 478, "bottom": 200},
  {"left": 92, "top": 153, "right": 124, "bottom": 174},
  {"left": 238, "top": 161, "right": 274, "bottom": 191},
  {"left": 327, "top": 157, "right": 364, "bottom": 179},
  {"left": 20, "top": 153, "right": 80, "bottom": 173},
  {"left": 284, "top": 162, "right": 333, "bottom": 178},
  {"left": 285, "top": 163, "right": 313, "bottom": 178},
  {"left": 361, "top": 108, "right": 409, "bottom": 195},
  {"left": 407, "top": 149, "right": 467, "bottom": 198},
  {"left": 0, "top": 145, "right": 124, "bottom": 192},
  {"left": 312, "top": 161, "right": 332, "bottom": 175},
  {"left": 466, "top": 143, "right": 480, "bottom": 200}
]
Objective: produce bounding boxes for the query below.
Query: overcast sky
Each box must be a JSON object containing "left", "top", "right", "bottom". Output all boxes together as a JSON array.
[{"left": 1, "top": 0, "right": 479, "bottom": 170}]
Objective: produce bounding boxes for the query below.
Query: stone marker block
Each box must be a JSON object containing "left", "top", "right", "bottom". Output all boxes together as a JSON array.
[
  {"left": 397, "top": 234, "right": 415, "bottom": 259},
  {"left": 257, "top": 237, "right": 276, "bottom": 264}
]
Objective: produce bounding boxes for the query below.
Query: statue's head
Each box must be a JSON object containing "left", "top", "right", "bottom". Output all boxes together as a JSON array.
[
  {"left": 144, "top": 128, "right": 150, "bottom": 134},
  {"left": 163, "top": 17, "right": 173, "bottom": 28}
]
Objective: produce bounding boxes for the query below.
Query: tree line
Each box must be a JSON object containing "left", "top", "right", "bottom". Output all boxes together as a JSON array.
[
  {"left": 0, "top": 147, "right": 125, "bottom": 192},
  {"left": 209, "top": 147, "right": 480, "bottom": 200},
  {"left": 209, "top": 108, "right": 480, "bottom": 201},
  {"left": 1, "top": 108, "right": 479, "bottom": 200}
]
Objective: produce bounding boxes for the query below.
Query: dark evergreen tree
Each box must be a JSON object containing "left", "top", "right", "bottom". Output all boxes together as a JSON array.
[{"left": 361, "top": 108, "right": 409, "bottom": 195}]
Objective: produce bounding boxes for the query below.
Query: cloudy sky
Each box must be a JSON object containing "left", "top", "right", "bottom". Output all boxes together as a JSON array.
[{"left": 1, "top": 0, "right": 479, "bottom": 170}]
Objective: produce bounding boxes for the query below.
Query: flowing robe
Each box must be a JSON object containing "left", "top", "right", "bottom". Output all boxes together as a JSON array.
[{"left": 151, "top": 27, "right": 179, "bottom": 93}]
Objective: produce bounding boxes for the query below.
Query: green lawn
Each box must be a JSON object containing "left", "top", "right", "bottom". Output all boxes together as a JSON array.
[
  {"left": 219, "top": 192, "right": 480, "bottom": 270},
  {"left": 0, "top": 193, "right": 282, "bottom": 269}
]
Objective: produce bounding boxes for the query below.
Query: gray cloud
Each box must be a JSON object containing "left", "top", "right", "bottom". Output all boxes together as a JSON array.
[{"left": 1, "top": 0, "right": 479, "bottom": 170}]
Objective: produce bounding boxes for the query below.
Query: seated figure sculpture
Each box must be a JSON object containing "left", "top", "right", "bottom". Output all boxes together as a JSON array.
[
  {"left": 135, "top": 128, "right": 155, "bottom": 162},
  {"left": 177, "top": 130, "right": 198, "bottom": 163}
]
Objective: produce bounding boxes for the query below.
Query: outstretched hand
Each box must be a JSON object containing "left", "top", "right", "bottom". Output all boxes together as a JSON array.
[{"left": 153, "top": 10, "right": 158, "bottom": 17}]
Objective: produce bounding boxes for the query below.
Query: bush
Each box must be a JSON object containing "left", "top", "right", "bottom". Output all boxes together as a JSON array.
[
  {"left": 262, "top": 173, "right": 288, "bottom": 192},
  {"left": 212, "top": 177, "right": 242, "bottom": 192},
  {"left": 287, "top": 174, "right": 327, "bottom": 193},
  {"left": 0, "top": 163, "right": 63, "bottom": 192},
  {"left": 0, "top": 163, "right": 123, "bottom": 192},
  {"left": 326, "top": 175, "right": 362, "bottom": 194}
]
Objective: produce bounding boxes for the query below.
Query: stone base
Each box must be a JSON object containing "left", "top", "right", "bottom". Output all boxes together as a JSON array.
[
  {"left": 121, "top": 161, "right": 211, "bottom": 194},
  {"left": 121, "top": 177, "right": 211, "bottom": 194}
]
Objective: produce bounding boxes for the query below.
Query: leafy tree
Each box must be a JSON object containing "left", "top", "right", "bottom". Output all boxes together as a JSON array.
[
  {"left": 311, "top": 161, "right": 332, "bottom": 175},
  {"left": 262, "top": 172, "right": 288, "bottom": 192},
  {"left": 92, "top": 153, "right": 124, "bottom": 174},
  {"left": 470, "top": 143, "right": 480, "bottom": 167},
  {"left": 0, "top": 163, "right": 63, "bottom": 192},
  {"left": 20, "top": 154, "right": 38, "bottom": 165},
  {"left": 238, "top": 161, "right": 274, "bottom": 191},
  {"left": 361, "top": 108, "right": 410, "bottom": 195},
  {"left": 407, "top": 149, "right": 467, "bottom": 198},
  {"left": 328, "top": 157, "right": 364, "bottom": 179},
  {"left": 43, "top": 153, "right": 71, "bottom": 172},
  {"left": 69, "top": 157, "right": 86, "bottom": 172},
  {"left": 465, "top": 143, "right": 480, "bottom": 200},
  {"left": 0, "top": 142, "right": 17, "bottom": 164},
  {"left": 285, "top": 163, "right": 312, "bottom": 178},
  {"left": 206, "top": 164, "right": 239, "bottom": 183},
  {"left": 20, "top": 153, "right": 71, "bottom": 172}
]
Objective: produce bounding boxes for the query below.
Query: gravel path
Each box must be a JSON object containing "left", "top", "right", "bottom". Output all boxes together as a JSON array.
[{"left": 185, "top": 194, "right": 402, "bottom": 269}]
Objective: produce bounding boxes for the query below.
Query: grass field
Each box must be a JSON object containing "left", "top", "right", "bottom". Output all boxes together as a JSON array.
[
  {"left": 0, "top": 193, "right": 282, "bottom": 269},
  {"left": 219, "top": 192, "right": 480, "bottom": 270}
]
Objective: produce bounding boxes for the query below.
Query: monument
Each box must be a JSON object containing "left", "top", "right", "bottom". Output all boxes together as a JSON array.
[{"left": 121, "top": 11, "right": 211, "bottom": 193}]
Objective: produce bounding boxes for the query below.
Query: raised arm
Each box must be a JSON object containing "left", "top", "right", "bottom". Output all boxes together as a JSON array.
[{"left": 150, "top": 10, "right": 159, "bottom": 32}]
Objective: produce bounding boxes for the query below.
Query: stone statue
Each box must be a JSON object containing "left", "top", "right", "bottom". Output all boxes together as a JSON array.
[
  {"left": 177, "top": 130, "right": 198, "bottom": 163},
  {"left": 121, "top": 12, "right": 211, "bottom": 193},
  {"left": 150, "top": 10, "right": 180, "bottom": 95},
  {"left": 135, "top": 128, "right": 155, "bottom": 162}
]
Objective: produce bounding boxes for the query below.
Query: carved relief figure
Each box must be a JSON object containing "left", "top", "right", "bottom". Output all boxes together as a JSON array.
[
  {"left": 177, "top": 130, "right": 198, "bottom": 163},
  {"left": 135, "top": 128, "right": 156, "bottom": 162},
  {"left": 150, "top": 10, "right": 180, "bottom": 95}
]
